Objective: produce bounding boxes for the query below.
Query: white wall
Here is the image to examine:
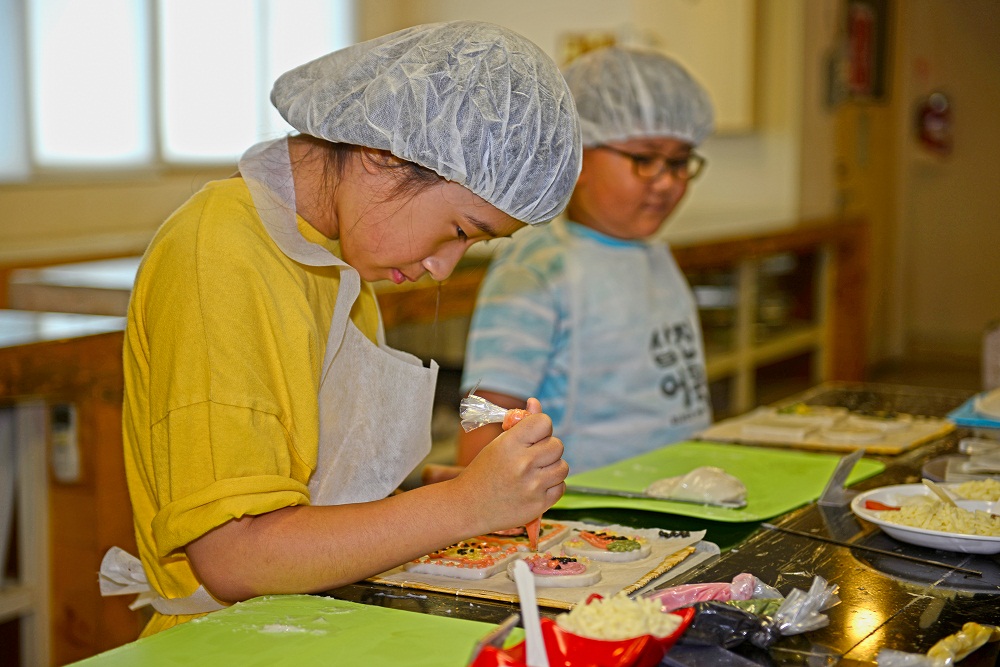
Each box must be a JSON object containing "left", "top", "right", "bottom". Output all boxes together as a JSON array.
[
  {"left": 382, "top": 0, "right": 815, "bottom": 244},
  {"left": 0, "top": 0, "right": 814, "bottom": 262}
]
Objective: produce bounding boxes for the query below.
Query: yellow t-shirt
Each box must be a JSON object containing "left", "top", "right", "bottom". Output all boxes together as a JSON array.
[{"left": 123, "top": 178, "right": 379, "bottom": 635}]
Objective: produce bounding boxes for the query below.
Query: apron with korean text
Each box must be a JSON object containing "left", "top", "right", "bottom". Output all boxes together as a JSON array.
[{"left": 557, "top": 220, "right": 711, "bottom": 472}]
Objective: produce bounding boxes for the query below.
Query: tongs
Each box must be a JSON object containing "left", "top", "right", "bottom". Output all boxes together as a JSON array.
[{"left": 467, "top": 613, "right": 520, "bottom": 666}]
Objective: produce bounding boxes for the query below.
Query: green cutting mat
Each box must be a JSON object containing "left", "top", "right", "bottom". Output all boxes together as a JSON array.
[
  {"left": 71, "top": 595, "right": 506, "bottom": 667},
  {"left": 554, "top": 441, "right": 884, "bottom": 522}
]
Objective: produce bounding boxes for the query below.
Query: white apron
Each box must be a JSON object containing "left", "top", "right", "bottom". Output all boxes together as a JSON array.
[
  {"left": 556, "top": 220, "right": 712, "bottom": 472},
  {"left": 101, "top": 138, "right": 437, "bottom": 613}
]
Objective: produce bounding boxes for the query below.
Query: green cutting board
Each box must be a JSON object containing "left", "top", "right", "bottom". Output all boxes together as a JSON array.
[
  {"left": 71, "top": 595, "right": 509, "bottom": 667},
  {"left": 554, "top": 441, "right": 884, "bottom": 522}
]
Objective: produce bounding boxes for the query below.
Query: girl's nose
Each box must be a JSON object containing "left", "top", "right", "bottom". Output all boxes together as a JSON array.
[{"left": 421, "top": 243, "right": 466, "bottom": 281}]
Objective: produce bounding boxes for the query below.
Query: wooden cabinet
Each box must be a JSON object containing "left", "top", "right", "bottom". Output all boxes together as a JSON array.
[
  {"left": 671, "top": 218, "right": 868, "bottom": 417},
  {"left": 0, "top": 328, "right": 144, "bottom": 666}
]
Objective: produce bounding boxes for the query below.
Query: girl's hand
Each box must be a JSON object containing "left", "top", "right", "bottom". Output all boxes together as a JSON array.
[{"left": 455, "top": 398, "right": 567, "bottom": 534}]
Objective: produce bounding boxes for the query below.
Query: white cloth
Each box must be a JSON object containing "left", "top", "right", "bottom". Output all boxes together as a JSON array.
[
  {"left": 239, "top": 139, "right": 437, "bottom": 504},
  {"left": 559, "top": 223, "right": 711, "bottom": 469},
  {"left": 99, "top": 547, "right": 226, "bottom": 615},
  {"left": 100, "top": 137, "right": 437, "bottom": 614}
]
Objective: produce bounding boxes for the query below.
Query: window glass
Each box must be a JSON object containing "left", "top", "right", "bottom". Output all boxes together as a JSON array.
[
  {"left": 29, "top": 0, "right": 151, "bottom": 166},
  {"left": 261, "top": 0, "right": 354, "bottom": 139},
  {"left": 2, "top": 0, "right": 355, "bottom": 176},
  {"left": 0, "top": 0, "right": 28, "bottom": 179},
  {"left": 159, "top": 0, "right": 257, "bottom": 162}
]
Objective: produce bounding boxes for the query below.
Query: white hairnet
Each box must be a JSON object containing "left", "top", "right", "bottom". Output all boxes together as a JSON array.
[
  {"left": 562, "top": 46, "right": 714, "bottom": 147},
  {"left": 272, "top": 21, "right": 582, "bottom": 225}
]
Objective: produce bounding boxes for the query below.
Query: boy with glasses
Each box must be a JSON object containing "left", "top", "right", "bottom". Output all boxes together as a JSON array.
[{"left": 458, "top": 46, "right": 715, "bottom": 473}]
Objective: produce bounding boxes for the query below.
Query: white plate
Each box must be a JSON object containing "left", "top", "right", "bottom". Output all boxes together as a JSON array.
[
  {"left": 850, "top": 484, "right": 1000, "bottom": 555},
  {"left": 975, "top": 388, "right": 1000, "bottom": 419}
]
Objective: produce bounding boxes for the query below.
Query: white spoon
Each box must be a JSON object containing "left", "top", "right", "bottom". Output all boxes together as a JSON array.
[
  {"left": 922, "top": 478, "right": 958, "bottom": 507},
  {"left": 512, "top": 559, "right": 549, "bottom": 667}
]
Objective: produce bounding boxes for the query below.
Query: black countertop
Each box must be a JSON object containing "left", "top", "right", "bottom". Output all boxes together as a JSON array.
[{"left": 329, "top": 383, "right": 1000, "bottom": 666}]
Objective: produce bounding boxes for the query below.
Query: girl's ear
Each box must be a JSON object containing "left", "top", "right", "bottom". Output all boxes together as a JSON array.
[{"left": 359, "top": 147, "right": 406, "bottom": 175}]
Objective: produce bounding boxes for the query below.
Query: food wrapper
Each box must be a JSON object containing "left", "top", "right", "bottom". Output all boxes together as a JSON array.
[
  {"left": 645, "top": 466, "right": 748, "bottom": 507},
  {"left": 460, "top": 394, "right": 528, "bottom": 432},
  {"left": 644, "top": 573, "right": 781, "bottom": 612},
  {"left": 460, "top": 394, "right": 509, "bottom": 432},
  {"left": 679, "top": 575, "right": 839, "bottom": 650},
  {"left": 877, "top": 622, "right": 1000, "bottom": 666}
]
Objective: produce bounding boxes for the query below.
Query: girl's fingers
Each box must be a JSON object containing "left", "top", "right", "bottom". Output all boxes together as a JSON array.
[
  {"left": 502, "top": 408, "right": 529, "bottom": 431},
  {"left": 530, "top": 436, "right": 565, "bottom": 468}
]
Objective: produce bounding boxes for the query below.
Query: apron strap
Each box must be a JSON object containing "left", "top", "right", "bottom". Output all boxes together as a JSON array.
[{"left": 99, "top": 547, "right": 229, "bottom": 616}]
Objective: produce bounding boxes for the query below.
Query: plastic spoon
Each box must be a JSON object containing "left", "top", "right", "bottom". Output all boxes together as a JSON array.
[
  {"left": 512, "top": 559, "right": 549, "bottom": 667},
  {"left": 922, "top": 478, "right": 958, "bottom": 507}
]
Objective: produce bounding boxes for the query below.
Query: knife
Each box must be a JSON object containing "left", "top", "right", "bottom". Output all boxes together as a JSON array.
[{"left": 564, "top": 485, "right": 747, "bottom": 509}]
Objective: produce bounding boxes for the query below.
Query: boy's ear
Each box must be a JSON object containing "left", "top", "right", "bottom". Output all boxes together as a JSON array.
[{"left": 359, "top": 147, "right": 406, "bottom": 174}]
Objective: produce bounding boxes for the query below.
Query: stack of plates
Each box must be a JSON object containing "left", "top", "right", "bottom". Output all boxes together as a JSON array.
[
  {"left": 947, "top": 389, "right": 1000, "bottom": 438},
  {"left": 938, "top": 390, "right": 1000, "bottom": 481}
]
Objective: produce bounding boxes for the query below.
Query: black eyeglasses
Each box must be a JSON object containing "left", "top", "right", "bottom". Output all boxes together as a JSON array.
[{"left": 595, "top": 145, "right": 707, "bottom": 182}]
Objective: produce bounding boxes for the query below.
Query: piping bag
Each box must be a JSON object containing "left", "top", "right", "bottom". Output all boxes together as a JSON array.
[{"left": 460, "top": 393, "right": 541, "bottom": 551}]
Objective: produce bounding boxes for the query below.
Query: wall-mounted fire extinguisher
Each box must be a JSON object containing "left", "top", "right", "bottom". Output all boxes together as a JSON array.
[{"left": 915, "top": 91, "right": 953, "bottom": 156}]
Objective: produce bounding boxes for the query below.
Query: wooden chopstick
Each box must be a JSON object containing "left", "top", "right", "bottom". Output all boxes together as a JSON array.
[{"left": 761, "top": 523, "right": 983, "bottom": 577}]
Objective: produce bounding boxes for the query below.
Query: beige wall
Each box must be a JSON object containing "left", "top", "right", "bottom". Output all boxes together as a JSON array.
[
  {"left": 0, "top": 168, "right": 231, "bottom": 264},
  {"left": 0, "top": 0, "right": 809, "bottom": 263},
  {"left": 1, "top": 0, "right": 996, "bottom": 368},
  {"left": 892, "top": 0, "right": 1000, "bottom": 359}
]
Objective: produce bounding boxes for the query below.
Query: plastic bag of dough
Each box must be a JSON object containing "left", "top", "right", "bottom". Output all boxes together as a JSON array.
[
  {"left": 645, "top": 466, "right": 748, "bottom": 506},
  {"left": 679, "top": 575, "right": 839, "bottom": 649},
  {"left": 644, "top": 573, "right": 782, "bottom": 612}
]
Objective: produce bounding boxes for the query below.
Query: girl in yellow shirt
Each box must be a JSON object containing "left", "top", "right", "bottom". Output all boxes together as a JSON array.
[{"left": 102, "top": 21, "right": 581, "bottom": 635}]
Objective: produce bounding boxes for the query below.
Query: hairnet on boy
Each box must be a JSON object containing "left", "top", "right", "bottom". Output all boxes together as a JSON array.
[
  {"left": 271, "top": 21, "right": 582, "bottom": 225},
  {"left": 562, "top": 46, "right": 714, "bottom": 148}
]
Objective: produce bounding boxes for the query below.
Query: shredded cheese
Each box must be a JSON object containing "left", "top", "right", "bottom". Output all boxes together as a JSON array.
[
  {"left": 952, "top": 479, "right": 1000, "bottom": 501},
  {"left": 880, "top": 497, "right": 1000, "bottom": 537},
  {"left": 556, "top": 594, "right": 682, "bottom": 640}
]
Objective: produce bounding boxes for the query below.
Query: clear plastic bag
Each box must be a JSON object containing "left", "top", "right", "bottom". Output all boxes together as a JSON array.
[
  {"left": 877, "top": 622, "right": 1000, "bottom": 666},
  {"left": 679, "top": 576, "right": 839, "bottom": 650},
  {"left": 645, "top": 573, "right": 781, "bottom": 612},
  {"left": 459, "top": 394, "right": 527, "bottom": 432}
]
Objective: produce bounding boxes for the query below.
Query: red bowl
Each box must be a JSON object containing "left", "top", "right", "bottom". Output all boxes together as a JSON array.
[{"left": 470, "top": 606, "right": 695, "bottom": 667}]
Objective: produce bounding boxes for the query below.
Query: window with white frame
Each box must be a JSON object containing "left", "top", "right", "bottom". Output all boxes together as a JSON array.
[{"left": 0, "top": 0, "right": 354, "bottom": 180}]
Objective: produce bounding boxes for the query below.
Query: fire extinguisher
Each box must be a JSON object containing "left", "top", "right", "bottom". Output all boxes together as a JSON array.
[{"left": 915, "top": 91, "right": 953, "bottom": 156}]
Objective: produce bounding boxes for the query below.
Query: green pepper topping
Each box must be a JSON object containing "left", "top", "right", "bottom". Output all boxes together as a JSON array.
[{"left": 606, "top": 539, "right": 641, "bottom": 552}]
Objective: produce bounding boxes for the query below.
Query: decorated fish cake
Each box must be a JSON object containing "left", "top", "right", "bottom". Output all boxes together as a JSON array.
[
  {"left": 404, "top": 540, "right": 520, "bottom": 580},
  {"left": 561, "top": 528, "right": 652, "bottom": 563},
  {"left": 478, "top": 521, "right": 570, "bottom": 552},
  {"left": 506, "top": 552, "right": 602, "bottom": 587}
]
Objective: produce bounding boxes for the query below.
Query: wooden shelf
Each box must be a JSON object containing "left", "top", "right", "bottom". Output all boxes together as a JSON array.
[
  {"left": 0, "top": 585, "right": 34, "bottom": 623},
  {"left": 374, "top": 217, "right": 869, "bottom": 417}
]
